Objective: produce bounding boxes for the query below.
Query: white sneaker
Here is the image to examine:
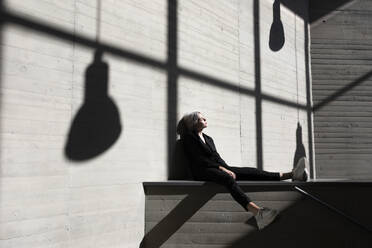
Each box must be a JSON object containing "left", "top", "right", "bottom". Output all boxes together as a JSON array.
[
  {"left": 255, "top": 207, "right": 278, "bottom": 230},
  {"left": 292, "top": 157, "right": 308, "bottom": 181}
]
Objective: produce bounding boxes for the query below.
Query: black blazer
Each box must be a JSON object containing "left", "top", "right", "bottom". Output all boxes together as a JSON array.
[{"left": 182, "top": 131, "right": 228, "bottom": 173}]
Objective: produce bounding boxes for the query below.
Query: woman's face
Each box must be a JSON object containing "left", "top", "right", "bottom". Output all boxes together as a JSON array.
[{"left": 196, "top": 113, "right": 207, "bottom": 131}]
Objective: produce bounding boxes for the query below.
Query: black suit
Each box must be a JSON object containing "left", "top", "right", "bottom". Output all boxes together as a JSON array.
[
  {"left": 183, "top": 131, "right": 280, "bottom": 210},
  {"left": 183, "top": 131, "right": 228, "bottom": 172}
]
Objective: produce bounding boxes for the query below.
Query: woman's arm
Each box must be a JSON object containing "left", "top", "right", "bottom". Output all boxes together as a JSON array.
[
  {"left": 218, "top": 166, "right": 236, "bottom": 179},
  {"left": 215, "top": 151, "right": 229, "bottom": 168},
  {"left": 206, "top": 136, "right": 236, "bottom": 179}
]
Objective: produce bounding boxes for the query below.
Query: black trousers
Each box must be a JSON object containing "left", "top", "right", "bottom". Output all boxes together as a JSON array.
[{"left": 193, "top": 166, "right": 281, "bottom": 211}]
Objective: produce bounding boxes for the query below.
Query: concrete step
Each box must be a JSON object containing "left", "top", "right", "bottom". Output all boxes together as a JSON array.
[{"left": 141, "top": 181, "right": 372, "bottom": 248}]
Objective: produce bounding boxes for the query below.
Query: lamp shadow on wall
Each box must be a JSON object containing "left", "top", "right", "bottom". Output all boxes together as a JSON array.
[
  {"left": 64, "top": 49, "right": 122, "bottom": 161},
  {"left": 269, "top": 0, "right": 285, "bottom": 51}
]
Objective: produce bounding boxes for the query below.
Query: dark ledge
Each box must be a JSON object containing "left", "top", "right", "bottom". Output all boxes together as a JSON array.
[
  {"left": 143, "top": 179, "right": 372, "bottom": 195},
  {"left": 143, "top": 179, "right": 372, "bottom": 187}
]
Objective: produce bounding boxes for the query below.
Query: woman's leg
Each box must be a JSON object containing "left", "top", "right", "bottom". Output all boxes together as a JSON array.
[
  {"left": 280, "top": 172, "right": 293, "bottom": 180},
  {"left": 196, "top": 168, "right": 252, "bottom": 211},
  {"left": 227, "top": 166, "right": 281, "bottom": 181},
  {"left": 195, "top": 168, "right": 278, "bottom": 230}
]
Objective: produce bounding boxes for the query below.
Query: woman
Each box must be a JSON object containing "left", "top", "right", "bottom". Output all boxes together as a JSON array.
[{"left": 177, "top": 111, "right": 308, "bottom": 230}]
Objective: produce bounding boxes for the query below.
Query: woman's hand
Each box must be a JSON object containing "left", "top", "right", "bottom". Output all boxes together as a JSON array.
[{"left": 219, "top": 166, "right": 236, "bottom": 179}]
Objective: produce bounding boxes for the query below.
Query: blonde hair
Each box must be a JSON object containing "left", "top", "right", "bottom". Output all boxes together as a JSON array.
[{"left": 177, "top": 111, "right": 201, "bottom": 137}]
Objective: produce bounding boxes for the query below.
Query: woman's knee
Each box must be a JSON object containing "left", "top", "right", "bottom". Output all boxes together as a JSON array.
[{"left": 220, "top": 175, "right": 236, "bottom": 188}]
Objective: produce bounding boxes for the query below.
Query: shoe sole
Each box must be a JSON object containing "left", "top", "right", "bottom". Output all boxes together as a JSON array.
[
  {"left": 293, "top": 158, "right": 306, "bottom": 181},
  {"left": 257, "top": 210, "right": 278, "bottom": 230}
]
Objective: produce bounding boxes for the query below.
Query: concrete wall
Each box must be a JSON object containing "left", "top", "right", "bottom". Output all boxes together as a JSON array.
[
  {"left": 0, "top": 0, "right": 310, "bottom": 247},
  {"left": 310, "top": 0, "right": 372, "bottom": 179}
]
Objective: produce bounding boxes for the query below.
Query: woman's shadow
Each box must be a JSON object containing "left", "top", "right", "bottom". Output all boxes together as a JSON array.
[
  {"left": 168, "top": 119, "right": 193, "bottom": 180},
  {"left": 168, "top": 139, "right": 192, "bottom": 180}
]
